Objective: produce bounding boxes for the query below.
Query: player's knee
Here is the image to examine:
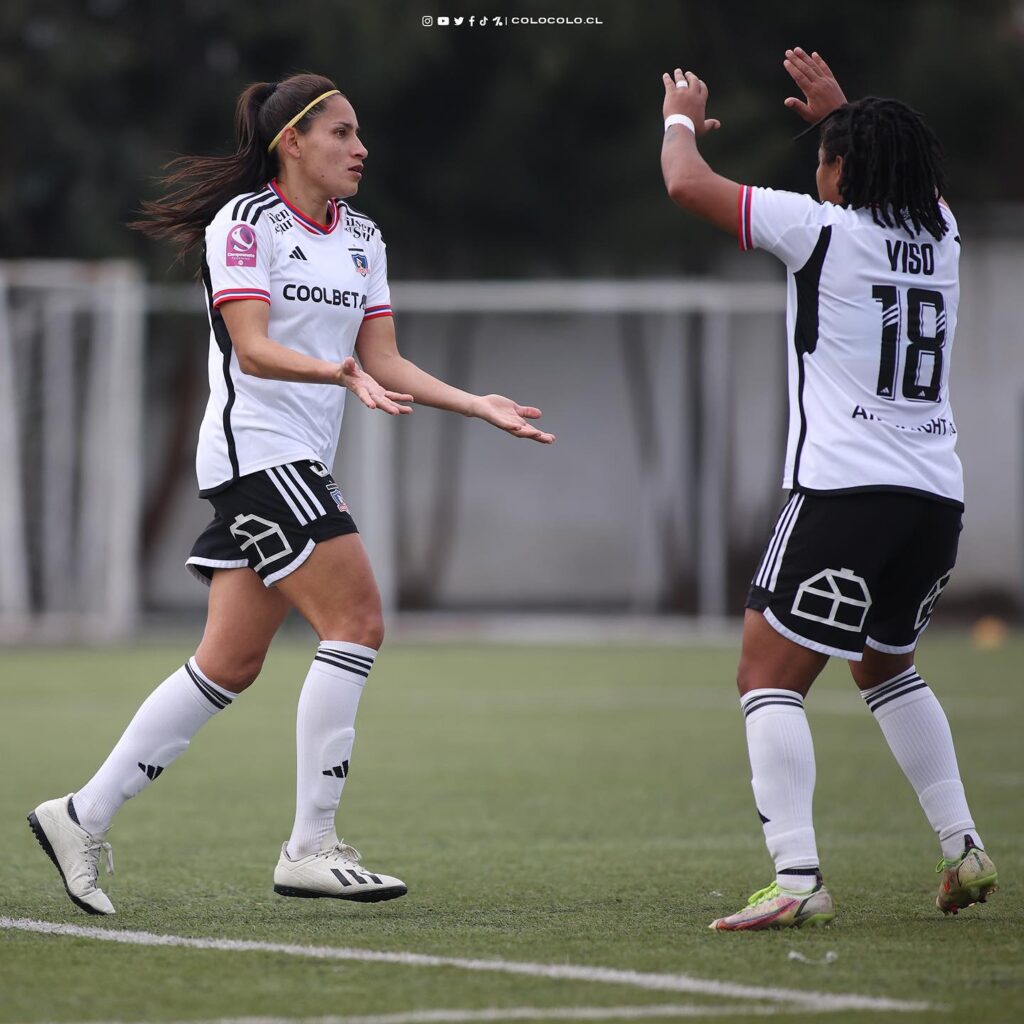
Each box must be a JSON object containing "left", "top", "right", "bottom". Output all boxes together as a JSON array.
[
  {"left": 198, "top": 651, "right": 266, "bottom": 693},
  {"left": 736, "top": 651, "right": 808, "bottom": 696},
  {"left": 351, "top": 610, "right": 385, "bottom": 650},
  {"left": 322, "top": 608, "right": 384, "bottom": 650},
  {"left": 851, "top": 650, "right": 914, "bottom": 690},
  {"left": 231, "top": 653, "right": 267, "bottom": 691},
  {"left": 736, "top": 653, "right": 763, "bottom": 695}
]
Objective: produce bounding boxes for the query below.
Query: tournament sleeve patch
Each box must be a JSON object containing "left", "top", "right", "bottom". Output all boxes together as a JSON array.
[{"left": 225, "top": 223, "right": 258, "bottom": 267}]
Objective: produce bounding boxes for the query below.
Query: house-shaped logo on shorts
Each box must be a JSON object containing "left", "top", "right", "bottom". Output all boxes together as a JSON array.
[
  {"left": 229, "top": 514, "right": 292, "bottom": 573},
  {"left": 791, "top": 568, "right": 871, "bottom": 632},
  {"left": 915, "top": 571, "right": 952, "bottom": 630}
]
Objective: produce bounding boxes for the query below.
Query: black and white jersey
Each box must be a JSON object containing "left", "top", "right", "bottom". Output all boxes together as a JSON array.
[
  {"left": 739, "top": 186, "right": 963, "bottom": 507},
  {"left": 197, "top": 180, "right": 392, "bottom": 495}
]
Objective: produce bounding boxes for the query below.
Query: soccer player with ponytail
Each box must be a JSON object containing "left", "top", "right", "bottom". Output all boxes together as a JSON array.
[
  {"left": 29, "top": 73, "right": 554, "bottom": 914},
  {"left": 661, "top": 50, "right": 997, "bottom": 929}
]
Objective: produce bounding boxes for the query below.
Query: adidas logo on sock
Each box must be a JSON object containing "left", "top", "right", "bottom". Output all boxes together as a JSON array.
[
  {"left": 288, "top": 246, "right": 308, "bottom": 260},
  {"left": 322, "top": 760, "right": 349, "bottom": 778},
  {"left": 138, "top": 762, "right": 164, "bottom": 780}
]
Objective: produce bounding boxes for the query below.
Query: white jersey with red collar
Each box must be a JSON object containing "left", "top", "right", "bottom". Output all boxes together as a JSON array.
[
  {"left": 738, "top": 185, "right": 963, "bottom": 507},
  {"left": 196, "top": 180, "right": 392, "bottom": 495}
]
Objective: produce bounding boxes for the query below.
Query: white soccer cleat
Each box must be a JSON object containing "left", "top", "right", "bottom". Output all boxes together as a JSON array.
[
  {"left": 28, "top": 795, "right": 115, "bottom": 916},
  {"left": 273, "top": 837, "right": 407, "bottom": 903}
]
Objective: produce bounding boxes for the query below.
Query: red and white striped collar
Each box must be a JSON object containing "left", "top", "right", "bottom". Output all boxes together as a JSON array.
[{"left": 268, "top": 180, "right": 341, "bottom": 236}]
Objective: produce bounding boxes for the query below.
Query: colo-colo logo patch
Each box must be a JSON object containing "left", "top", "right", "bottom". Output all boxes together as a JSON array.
[{"left": 283, "top": 284, "right": 366, "bottom": 309}]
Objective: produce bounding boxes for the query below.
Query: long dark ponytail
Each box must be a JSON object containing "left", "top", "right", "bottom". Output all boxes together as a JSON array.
[
  {"left": 818, "top": 97, "right": 948, "bottom": 240},
  {"left": 132, "top": 73, "right": 340, "bottom": 258}
]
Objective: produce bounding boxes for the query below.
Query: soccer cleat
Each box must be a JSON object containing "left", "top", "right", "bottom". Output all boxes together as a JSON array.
[
  {"left": 936, "top": 835, "right": 998, "bottom": 915},
  {"left": 273, "top": 837, "right": 407, "bottom": 903},
  {"left": 709, "top": 875, "right": 835, "bottom": 931},
  {"left": 27, "top": 795, "right": 115, "bottom": 915}
]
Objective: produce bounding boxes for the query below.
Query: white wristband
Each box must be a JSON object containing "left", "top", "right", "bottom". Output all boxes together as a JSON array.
[{"left": 664, "top": 114, "right": 695, "bottom": 135}]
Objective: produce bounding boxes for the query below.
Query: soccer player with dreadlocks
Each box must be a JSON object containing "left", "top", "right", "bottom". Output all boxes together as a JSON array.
[{"left": 661, "top": 48, "right": 998, "bottom": 930}]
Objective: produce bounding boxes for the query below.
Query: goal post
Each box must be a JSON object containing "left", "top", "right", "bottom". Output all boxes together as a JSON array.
[
  {"left": 0, "top": 260, "right": 145, "bottom": 642},
  {"left": 1, "top": 263, "right": 787, "bottom": 641}
]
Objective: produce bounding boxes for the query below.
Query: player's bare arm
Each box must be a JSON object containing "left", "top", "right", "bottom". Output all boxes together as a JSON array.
[
  {"left": 221, "top": 297, "right": 413, "bottom": 415},
  {"left": 782, "top": 47, "right": 848, "bottom": 124},
  {"left": 660, "top": 69, "right": 740, "bottom": 235},
  {"left": 356, "top": 314, "right": 555, "bottom": 444}
]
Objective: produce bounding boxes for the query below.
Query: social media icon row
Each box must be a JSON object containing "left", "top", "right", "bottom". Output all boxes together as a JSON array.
[{"left": 424, "top": 16, "right": 505, "bottom": 27}]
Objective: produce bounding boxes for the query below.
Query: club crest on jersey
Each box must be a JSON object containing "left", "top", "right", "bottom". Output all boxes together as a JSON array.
[
  {"left": 326, "top": 481, "right": 349, "bottom": 513},
  {"left": 350, "top": 252, "right": 369, "bottom": 276},
  {"left": 226, "top": 224, "right": 258, "bottom": 267}
]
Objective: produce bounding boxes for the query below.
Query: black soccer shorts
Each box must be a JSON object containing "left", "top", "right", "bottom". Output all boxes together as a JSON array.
[
  {"left": 746, "top": 490, "right": 962, "bottom": 660},
  {"left": 187, "top": 459, "right": 359, "bottom": 587}
]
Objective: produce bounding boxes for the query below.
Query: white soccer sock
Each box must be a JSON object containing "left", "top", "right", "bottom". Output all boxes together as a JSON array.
[
  {"left": 862, "top": 667, "right": 981, "bottom": 860},
  {"left": 741, "top": 689, "right": 820, "bottom": 885},
  {"left": 72, "top": 658, "right": 237, "bottom": 835},
  {"left": 286, "top": 641, "right": 375, "bottom": 860}
]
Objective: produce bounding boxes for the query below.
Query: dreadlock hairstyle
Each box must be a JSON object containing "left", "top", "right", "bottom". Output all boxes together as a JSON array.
[
  {"left": 132, "top": 73, "right": 341, "bottom": 259},
  {"left": 816, "top": 97, "right": 948, "bottom": 241}
]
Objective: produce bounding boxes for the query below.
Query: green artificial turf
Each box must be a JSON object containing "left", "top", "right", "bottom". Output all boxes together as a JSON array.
[{"left": 0, "top": 636, "right": 1020, "bottom": 1023}]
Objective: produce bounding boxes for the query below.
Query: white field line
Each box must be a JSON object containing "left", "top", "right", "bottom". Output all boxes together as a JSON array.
[
  {"left": 29, "top": 1004, "right": 808, "bottom": 1024},
  {"left": 2, "top": 917, "right": 931, "bottom": 1015}
]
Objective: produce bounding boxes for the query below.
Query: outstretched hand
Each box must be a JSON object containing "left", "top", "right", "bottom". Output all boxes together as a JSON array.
[
  {"left": 336, "top": 356, "right": 413, "bottom": 415},
  {"left": 662, "top": 69, "right": 722, "bottom": 135},
  {"left": 469, "top": 394, "right": 555, "bottom": 444},
  {"left": 783, "top": 47, "right": 847, "bottom": 124}
]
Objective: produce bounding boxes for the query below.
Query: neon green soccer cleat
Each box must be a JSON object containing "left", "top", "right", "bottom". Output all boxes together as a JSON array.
[
  {"left": 709, "top": 875, "right": 835, "bottom": 931},
  {"left": 936, "top": 835, "right": 998, "bottom": 915}
]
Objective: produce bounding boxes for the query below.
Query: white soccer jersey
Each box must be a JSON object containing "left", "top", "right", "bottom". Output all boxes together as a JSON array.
[
  {"left": 739, "top": 185, "right": 963, "bottom": 506},
  {"left": 197, "top": 180, "right": 392, "bottom": 494}
]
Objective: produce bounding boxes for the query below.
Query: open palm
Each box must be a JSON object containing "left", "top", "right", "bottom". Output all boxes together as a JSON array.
[{"left": 470, "top": 394, "right": 555, "bottom": 444}]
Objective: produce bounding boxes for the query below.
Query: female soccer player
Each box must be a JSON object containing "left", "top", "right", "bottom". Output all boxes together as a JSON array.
[
  {"left": 29, "top": 73, "right": 554, "bottom": 915},
  {"left": 661, "top": 49, "right": 997, "bottom": 929}
]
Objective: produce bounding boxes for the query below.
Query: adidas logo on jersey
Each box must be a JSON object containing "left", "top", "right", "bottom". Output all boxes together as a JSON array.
[
  {"left": 322, "top": 760, "right": 350, "bottom": 778},
  {"left": 288, "top": 246, "right": 308, "bottom": 261},
  {"left": 138, "top": 762, "right": 164, "bottom": 780}
]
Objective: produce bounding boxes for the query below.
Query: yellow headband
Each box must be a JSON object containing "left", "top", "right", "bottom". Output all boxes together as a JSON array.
[{"left": 267, "top": 89, "right": 340, "bottom": 153}]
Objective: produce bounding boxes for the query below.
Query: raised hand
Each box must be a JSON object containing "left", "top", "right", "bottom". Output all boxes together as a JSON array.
[
  {"left": 662, "top": 68, "right": 722, "bottom": 135},
  {"left": 468, "top": 394, "right": 555, "bottom": 444},
  {"left": 783, "top": 47, "right": 847, "bottom": 124},
  {"left": 335, "top": 356, "right": 413, "bottom": 415}
]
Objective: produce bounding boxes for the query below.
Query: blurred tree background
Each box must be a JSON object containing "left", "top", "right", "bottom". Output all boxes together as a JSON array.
[{"left": 2, "top": 0, "right": 1023, "bottom": 278}]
